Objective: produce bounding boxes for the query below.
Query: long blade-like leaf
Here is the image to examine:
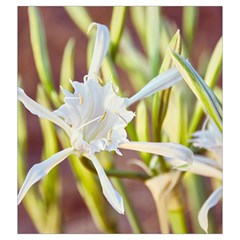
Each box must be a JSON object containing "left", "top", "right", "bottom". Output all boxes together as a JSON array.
[
  {"left": 146, "top": 7, "right": 161, "bottom": 76},
  {"left": 28, "top": 7, "right": 59, "bottom": 107},
  {"left": 109, "top": 7, "right": 126, "bottom": 59},
  {"left": 169, "top": 49, "right": 222, "bottom": 132},
  {"left": 64, "top": 7, "right": 92, "bottom": 35},
  {"left": 182, "top": 7, "right": 198, "bottom": 55},
  {"left": 60, "top": 38, "right": 75, "bottom": 95},
  {"left": 152, "top": 30, "right": 182, "bottom": 141},
  {"left": 189, "top": 37, "right": 222, "bottom": 133}
]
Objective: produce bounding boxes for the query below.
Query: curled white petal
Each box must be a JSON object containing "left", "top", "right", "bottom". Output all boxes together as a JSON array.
[
  {"left": 190, "top": 118, "right": 223, "bottom": 168},
  {"left": 17, "top": 148, "right": 74, "bottom": 205},
  {"left": 84, "top": 154, "right": 124, "bottom": 214},
  {"left": 198, "top": 186, "right": 223, "bottom": 233},
  {"left": 188, "top": 155, "right": 222, "bottom": 180},
  {"left": 18, "top": 88, "right": 72, "bottom": 137},
  {"left": 145, "top": 171, "right": 181, "bottom": 233},
  {"left": 125, "top": 67, "right": 182, "bottom": 107},
  {"left": 193, "top": 155, "right": 219, "bottom": 168},
  {"left": 119, "top": 141, "right": 193, "bottom": 170},
  {"left": 87, "top": 22, "right": 110, "bottom": 79}
]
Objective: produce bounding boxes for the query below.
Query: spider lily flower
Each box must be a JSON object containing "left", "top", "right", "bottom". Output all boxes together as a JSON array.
[
  {"left": 189, "top": 118, "right": 222, "bottom": 233},
  {"left": 17, "top": 22, "right": 192, "bottom": 214}
]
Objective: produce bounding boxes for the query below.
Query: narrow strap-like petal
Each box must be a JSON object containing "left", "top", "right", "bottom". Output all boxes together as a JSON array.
[
  {"left": 125, "top": 67, "right": 182, "bottom": 107},
  {"left": 198, "top": 186, "right": 223, "bottom": 233},
  {"left": 84, "top": 153, "right": 124, "bottom": 214},
  {"left": 17, "top": 147, "right": 74, "bottom": 205},
  {"left": 18, "top": 88, "right": 72, "bottom": 137},
  {"left": 119, "top": 141, "right": 193, "bottom": 170},
  {"left": 87, "top": 22, "right": 110, "bottom": 79},
  {"left": 188, "top": 155, "right": 222, "bottom": 180}
]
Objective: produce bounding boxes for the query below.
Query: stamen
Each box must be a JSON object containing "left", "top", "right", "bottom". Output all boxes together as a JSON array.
[
  {"left": 78, "top": 94, "right": 83, "bottom": 104},
  {"left": 107, "top": 129, "right": 113, "bottom": 142},
  {"left": 98, "top": 111, "right": 107, "bottom": 122},
  {"left": 97, "top": 76, "right": 104, "bottom": 85},
  {"left": 77, "top": 115, "right": 102, "bottom": 131},
  {"left": 111, "top": 82, "right": 119, "bottom": 95},
  {"left": 115, "top": 112, "right": 128, "bottom": 124},
  {"left": 83, "top": 74, "right": 104, "bottom": 85}
]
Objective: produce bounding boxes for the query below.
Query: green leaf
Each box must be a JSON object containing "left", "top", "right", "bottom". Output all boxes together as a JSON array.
[
  {"left": 18, "top": 81, "right": 55, "bottom": 233},
  {"left": 160, "top": 30, "right": 181, "bottom": 73},
  {"left": 152, "top": 30, "right": 182, "bottom": 142},
  {"left": 109, "top": 7, "right": 126, "bottom": 59},
  {"left": 36, "top": 85, "right": 59, "bottom": 161},
  {"left": 189, "top": 37, "right": 222, "bottom": 134},
  {"left": 159, "top": 17, "right": 178, "bottom": 58},
  {"left": 176, "top": 89, "right": 189, "bottom": 145},
  {"left": 169, "top": 49, "right": 222, "bottom": 132},
  {"left": 204, "top": 37, "right": 223, "bottom": 87},
  {"left": 130, "top": 7, "right": 146, "bottom": 49},
  {"left": 136, "top": 101, "right": 151, "bottom": 164},
  {"left": 101, "top": 55, "right": 121, "bottom": 91},
  {"left": 146, "top": 7, "right": 161, "bottom": 76},
  {"left": 182, "top": 7, "right": 198, "bottom": 55},
  {"left": 60, "top": 38, "right": 75, "bottom": 95},
  {"left": 64, "top": 7, "right": 92, "bottom": 35},
  {"left": 28, "top": 7, "right": 59, "bottom": 107},
  {"left": 116, "top": 31, "right": 149, "bottom": 92},
  {"left": 136, "top": 100, "right": 149, "bottom": 141},
  {"left": 36, "top": 85, "right": 61, "bottom": 232}
]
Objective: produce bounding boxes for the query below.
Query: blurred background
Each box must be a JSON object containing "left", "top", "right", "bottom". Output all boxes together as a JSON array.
[{"left": 18, "top": 6, "right": 222, "bottom": 233}]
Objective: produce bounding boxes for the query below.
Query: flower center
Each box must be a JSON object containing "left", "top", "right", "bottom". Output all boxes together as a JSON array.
[{"left": 55, "top": 80, "right": 135, "bottom": 154}]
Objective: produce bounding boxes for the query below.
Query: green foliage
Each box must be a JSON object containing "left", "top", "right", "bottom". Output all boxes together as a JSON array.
[
  {"left": 28, "top": 7, "right": 59, "bottom": 107},
  {"left": 169, "top": 49, "right": 222, "bottom": 132},
  {"left": 18, "top": 6, "right": 222, "bottom": 234}
]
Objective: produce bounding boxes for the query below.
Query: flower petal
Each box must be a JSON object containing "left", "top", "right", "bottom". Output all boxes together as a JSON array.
[
  {"left": 18, "top": 88, "right": 72, "bottom": 137},
  {"left": 125, "top": 67, "right": 182, "bottom": 107},
  {"left": 188, "top": 155, "right": 222, "bottom": 180},
  {"left": 87, "top": 22, "right": 110, "bottom": 79},
  {"left": 198, "top": 186, "right": 222, "bottom": 233},
  {"left": 119, "top": 141, "right": 193, "bottom": 170},
  {"left": 17, "top": 147, "right": 74, "bottom": 205},
  {"left": 145, "top": 171, "right": 181, "bottom": 233},
  {"left": 84, "top": 153, "right": 124, "bottom": 214}
]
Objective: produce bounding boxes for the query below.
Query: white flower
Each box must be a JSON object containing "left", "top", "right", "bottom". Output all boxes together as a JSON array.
[
  {"left": 188, "top": 118, "right": 222, "bottom": 233},
  {"left": 17, "top": 22, "right": 192, "bottom": 214}
]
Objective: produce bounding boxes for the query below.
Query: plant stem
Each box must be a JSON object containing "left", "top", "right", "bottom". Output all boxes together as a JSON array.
[
  {"left": 81, "top": 156, "right": 150, "bottom": 181},
  {"left": 168, "top": 183, "right": 188, "bottom": 233},
  {"left": 112, "top": 178, "right": 144, "bottom": 233},
  {"left": 182, "top": 173, "right": 215, "bottom": 233}
]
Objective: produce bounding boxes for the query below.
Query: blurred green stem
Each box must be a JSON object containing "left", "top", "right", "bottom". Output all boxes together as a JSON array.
[
  {"left": 81, "top": 157, "right": 149, "bottom": 181},
  {"left": 182, "top": 173, "right": 215, "bottom": 233},
  {"left": 110, "top": 7, "right": 127, "bottom": 59},
  {"left": 168, "top": 187, "right": 188, "bottom": 233},
  {"left": 112, "top": 178, "right": 144, "bottom": 233}
]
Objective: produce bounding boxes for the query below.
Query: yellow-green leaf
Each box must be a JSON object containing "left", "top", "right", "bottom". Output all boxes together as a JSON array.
[
  {"left": 189, "top": 37, "right": 222, "bottom": 134},
  {"left": 110, "top": 7, "right": 126, "bottom": 59},
  {"left": 64, "top": 7, "right": 92, "bottom": 35},
  {"left": 169, "top": 49, "right": 222, "bottom": 132},
  {"left": 60, "top": 38, "right": 75, "bottom": 95},
  {"left": 28, "top": 7, "right": 59, "bottom": 107},
  {"left": 146, "top": 7, "right": 161, "bottom": 76},
  {"left": 152, "top": 30, "right": 182, "bottom": 141},
  {"left": 182, "top": 7, "right": 198, "bottom": 54}
]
